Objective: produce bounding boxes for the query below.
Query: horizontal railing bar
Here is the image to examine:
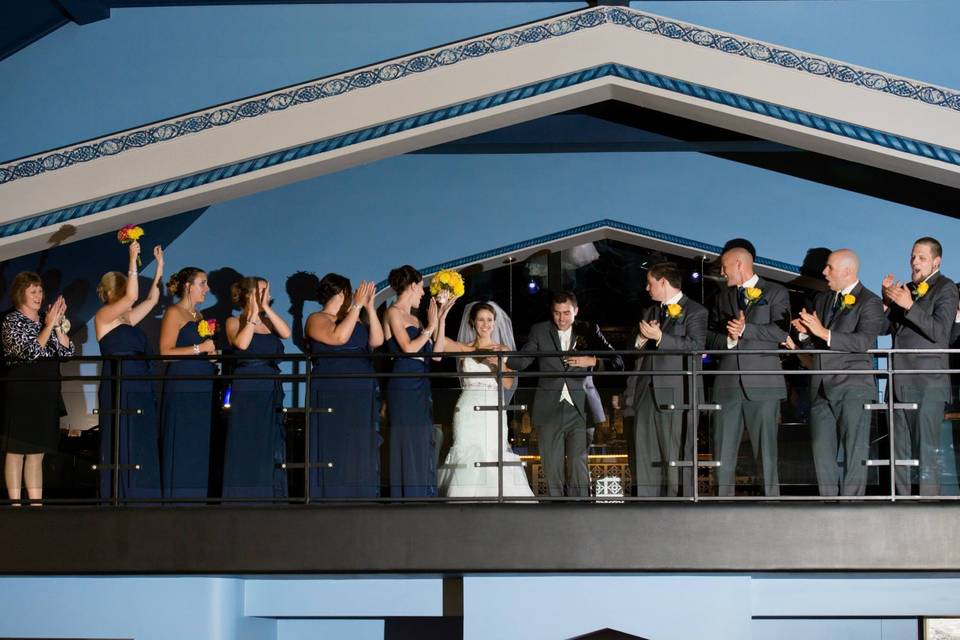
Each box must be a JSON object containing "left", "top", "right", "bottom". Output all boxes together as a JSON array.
[{"left": 17, "top": 347, "right": 960, "bottom": 364}]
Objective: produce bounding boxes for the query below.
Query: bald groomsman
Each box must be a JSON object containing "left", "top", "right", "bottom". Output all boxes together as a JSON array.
[
  {"left": 709, "top": 247, "right": 791, "bottom": 496},
  {"left": 789, "top": 249, "right": 885, "bottom": 496},
  {"left": 882, "top": 237, "right": 959, "bottom": 496},
  {"left": 623, "top": 262, "right": 708, "bottom": 497}
]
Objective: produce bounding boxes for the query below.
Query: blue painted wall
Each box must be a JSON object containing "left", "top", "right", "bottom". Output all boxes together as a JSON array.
[{"left": 0, "top": 573, "right": 941, "bottom": 639}]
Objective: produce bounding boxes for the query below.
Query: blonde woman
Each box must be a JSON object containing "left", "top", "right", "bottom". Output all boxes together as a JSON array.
[{"left": 93, "top": 241, "right": 164, "bottom": 501}]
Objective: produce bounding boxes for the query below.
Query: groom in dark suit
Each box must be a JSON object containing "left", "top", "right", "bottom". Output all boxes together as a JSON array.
[
  {"left": 622, "top": 262, "right": 708, "bottom": 497},
  {"left": 788, "top": 249, "right": 885, "bottom": 496},
  {"left": 508, "top": 291, "right": 621, "bottom": 497},
  {"left": 881, "top": 236, "right": 959, "bottom": 496},
  {"left": 708, "top": 247, "right": 791, "bottom": 496}
]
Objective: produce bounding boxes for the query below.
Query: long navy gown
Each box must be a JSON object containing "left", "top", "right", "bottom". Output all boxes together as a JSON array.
[
  {"left": 309, "top": 323, "right": 381, "bottom": 497},
  {"left": 387, "top": 326, "right": 436, "bottom": 497},
  {"left": 222, "top": 331, "right": 287, "bottom": 499},
  {"left": 98, "top": 324, "right": 162, "bottom": 500},
  {"left": 160, "top": 321, "right": 216, "bottom": 499}
]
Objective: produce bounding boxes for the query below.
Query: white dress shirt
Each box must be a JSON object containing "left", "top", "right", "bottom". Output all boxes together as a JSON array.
[{"left": 727, "top": 274, "right": 759, "bottom": 349}]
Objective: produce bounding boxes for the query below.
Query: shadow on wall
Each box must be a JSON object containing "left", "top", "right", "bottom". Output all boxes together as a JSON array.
[{"left": 286, "top": 270, "right": 320, "bottom": 353}]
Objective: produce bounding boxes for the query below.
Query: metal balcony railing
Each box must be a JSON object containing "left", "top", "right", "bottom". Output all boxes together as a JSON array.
[{"left": 4, "top": 347, "right": 960, "bottom": 506}]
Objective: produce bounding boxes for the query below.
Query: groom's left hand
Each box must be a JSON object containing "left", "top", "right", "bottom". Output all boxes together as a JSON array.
[{"left": 565, "top": 355, "right": 596, "bottom": 368}]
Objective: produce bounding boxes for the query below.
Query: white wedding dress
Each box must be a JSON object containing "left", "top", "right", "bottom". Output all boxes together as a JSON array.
[{"left": 438, "top": 357, "right": 535, "bottom": 498}]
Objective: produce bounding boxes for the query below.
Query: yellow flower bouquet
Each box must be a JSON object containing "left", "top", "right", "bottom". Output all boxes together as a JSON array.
[{"left": 429, "top": 269, "right": 465, "bottom": 304}]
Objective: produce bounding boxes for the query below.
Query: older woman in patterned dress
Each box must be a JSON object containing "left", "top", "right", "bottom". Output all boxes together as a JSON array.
[{"left": 2, "top": 272, "right": 74, "bottom": 505}]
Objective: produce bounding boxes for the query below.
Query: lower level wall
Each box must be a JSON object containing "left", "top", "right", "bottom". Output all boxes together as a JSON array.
[{"left": 0, "top": 573, "right": 951, "bottom": 639}]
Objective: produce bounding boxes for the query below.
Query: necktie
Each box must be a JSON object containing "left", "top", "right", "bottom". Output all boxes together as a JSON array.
[
  {"left": 826, "top": 293, "right": 842, "bottom": 326},
  {"left": 659, "top": 304, "right": 668, "bottom": 322},
  {"left": 737, "top": 286, "right": 747, "bottom": 312}
]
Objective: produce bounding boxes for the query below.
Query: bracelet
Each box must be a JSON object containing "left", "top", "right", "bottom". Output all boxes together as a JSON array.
[
  {"left": 350, "top": 302, "right": 362, "bottom": 312},
  {"left": 128, "top": 270, "right": 137, "bottom": 276},
  {"left": 193, "top": 344, "right": 200, "bottom": 355}
]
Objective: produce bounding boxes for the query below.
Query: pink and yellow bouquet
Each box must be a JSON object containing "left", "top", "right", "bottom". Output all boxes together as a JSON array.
[
  {"left": 198, "top": 318, "right": 217, "bottom": 339},
  {"left": 117, "top": 224, "right": 145, "bottom": 265}
]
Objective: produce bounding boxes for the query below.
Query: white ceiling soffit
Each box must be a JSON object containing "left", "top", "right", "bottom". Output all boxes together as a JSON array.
[{"left": 1, "top": 6, "right": 959, "bottom": 259}]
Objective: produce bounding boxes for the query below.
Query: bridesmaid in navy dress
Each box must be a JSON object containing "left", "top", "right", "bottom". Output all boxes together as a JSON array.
[
  {"left": 159, "top": 267, "right": 217, "bottom": 499},
  {"left": 306, "top": 274, "right": 384, "bottom": 497},
  {"left": 94, "top": 241, "right": 165, "bottom": 501},
  {"left": 384, "top": 265, "right": 440, "bottom": 498},
  {"left": 222, "top": 276, "right": 291, "bottom": 499}
]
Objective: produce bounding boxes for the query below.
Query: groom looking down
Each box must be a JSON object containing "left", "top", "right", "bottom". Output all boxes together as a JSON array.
[{"left": 508, "top": 291, "right": 622, "bottom": 497}]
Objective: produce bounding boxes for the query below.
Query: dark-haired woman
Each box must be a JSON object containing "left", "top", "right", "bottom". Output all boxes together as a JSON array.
[
  {"left": 94, "top": 241, "right": 164, "bottom": 501},
  {"left": 159, "top": 267, "right": 216, "bottom": 499},
  {"left": 306, "top": 275, "right": 383, "bottom": 497},
  {"left": 222, "top": 277, "right": 291, "bottom": 499},
  {"left": 2, "top": 272, "right": 74, "bottom": 504},
  {"left": 383, "top": 265, "right": 439, "bottom": 498}
]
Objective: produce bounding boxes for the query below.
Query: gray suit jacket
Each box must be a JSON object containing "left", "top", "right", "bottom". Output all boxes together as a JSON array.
[
  {"left": 623, "top": 295, "right": 708, "bottom": 413},
  {"left": 883, "top": 271, "right": 959, "bottom": 401},
  {"left": 799, "top": 282, "right": 884, "bottom": 399},
  {"left": 508, "top": 320, "right": 622, "bottom": 425},
  {"left": 707, "top": 277, "right": 791, "bottom": 400}
]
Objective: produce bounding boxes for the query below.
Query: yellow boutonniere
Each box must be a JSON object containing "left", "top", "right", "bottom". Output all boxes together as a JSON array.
[
  {"left": 839, "top": 294, "right": 856, "bottom": 311},
  {"left": 744, "top": 287, "right": 763, "bottom": 305},
  {"left": 666, "top": 303, "right": 683, "bottom": 319},
  {"left": 914, "top": 281, "right": 929, "bottom": 298}
]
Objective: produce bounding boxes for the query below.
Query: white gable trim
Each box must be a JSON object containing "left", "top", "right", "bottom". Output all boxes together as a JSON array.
[{"left": 0, "top": 7, "right": 958, "bottom": 258}]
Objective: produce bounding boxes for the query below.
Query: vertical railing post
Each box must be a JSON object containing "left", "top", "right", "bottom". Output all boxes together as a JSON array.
[
  {"left": 111, "top": 357, "right": 122, "bottom": 507},
  {"left": 689, "top": 352, "right": 700, "bottom": 503},
  {"left": 497, "top": 353, "right": 504, "bottom": 504},
  {"left": 303, "top": 359, "right": 312, "bottom": 505},
  {"left": 887, "top": 353, "right": 897, "bottom": 502}
]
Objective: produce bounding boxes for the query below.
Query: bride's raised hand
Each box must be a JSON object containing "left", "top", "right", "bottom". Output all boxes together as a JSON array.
[{"left": 438, "top": 296, "right": 458, "bottom": 321}]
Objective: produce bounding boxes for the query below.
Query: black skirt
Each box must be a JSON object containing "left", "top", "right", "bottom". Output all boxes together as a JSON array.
[{"left": 3, "top": 360, "right": 64, "bottom": 454}]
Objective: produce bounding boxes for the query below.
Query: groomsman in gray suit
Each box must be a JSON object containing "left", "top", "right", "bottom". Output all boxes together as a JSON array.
[
  {"left": 509, "top": 292, "right": 621, "bottom": 497},
  {"left": 622, "top": 262, "right": 708, "bottom": 497},
  {"left": 788, "top": 249, "right": 885, "bottom": 496},
  {"left": 708, "top": 247, "right": 791, "bottom": 496},
  {"left": 881, "top": 237, "right": 959, "bottom": 496}
]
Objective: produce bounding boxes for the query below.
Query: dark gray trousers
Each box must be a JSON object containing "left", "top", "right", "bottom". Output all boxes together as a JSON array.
[
  {"left": 538, "top": 402, "right": 589, "bottom": 497},
  {"left": 633, "top": 386, "right": 689, "bottom": 497},
  {"left": 894, "top": 387, "right": 947, "bottom": 496},
  {"left": 713, "top": 386, "right": 780, "bottom": 497},
  {"left": 809, "top": 387, "right": 873, "bottom": 496}
]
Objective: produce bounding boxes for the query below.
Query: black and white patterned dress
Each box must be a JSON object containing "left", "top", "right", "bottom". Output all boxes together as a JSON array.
[{"left": 2, "top": 310, "right": 74, "bottom": 454}]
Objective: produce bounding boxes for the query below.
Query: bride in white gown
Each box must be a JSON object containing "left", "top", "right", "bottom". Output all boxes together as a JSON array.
[{"left": 435, "top": 301, "right": 535, "bottom": 498}]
